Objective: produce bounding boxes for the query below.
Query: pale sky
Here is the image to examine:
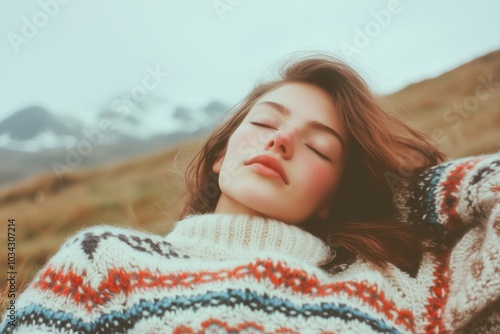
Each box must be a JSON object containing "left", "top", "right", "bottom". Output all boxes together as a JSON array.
[{"left": 0, "top": 0, "right": 499, "bottom": 124}]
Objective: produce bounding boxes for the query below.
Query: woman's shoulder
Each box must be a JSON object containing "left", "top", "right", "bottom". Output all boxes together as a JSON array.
[
  {"left": 62, "top": 224, "right": 166, "bottom": 245},
  {"left": 60, "top": 224, "right": 163, "bottom": 250},
  {"left": 49, "top": 224, "right": 189, "bottom": 269}
]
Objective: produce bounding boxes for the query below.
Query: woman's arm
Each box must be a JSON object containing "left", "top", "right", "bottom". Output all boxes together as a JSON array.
[
  {"left": 445, "top": 202, "right": 500, "bottom": 332},
  {"left": 393, "top": 153, "right": 500, "bottom": 237},
  {"left": 394, "top": 153, "right": 500, "bottom": 331},
  {"left": 0, "top": 225, "right": 181, "bottom": 334},
  {"left": 0, "top": 226, "right": 115, "bottom": 334}
]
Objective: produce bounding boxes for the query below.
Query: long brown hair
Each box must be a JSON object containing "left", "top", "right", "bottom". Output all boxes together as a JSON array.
[{"left": 176, "top": 52, "right": 446, "bottom": 275}]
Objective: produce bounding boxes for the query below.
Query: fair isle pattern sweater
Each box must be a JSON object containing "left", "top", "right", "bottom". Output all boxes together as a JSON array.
[{"left": 1, "top": 153, "right": 499, "bottom": 334}]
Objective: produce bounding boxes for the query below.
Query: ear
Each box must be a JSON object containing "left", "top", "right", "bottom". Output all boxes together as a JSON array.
[
  {"left": 212, "top": 154, "right": 224, "bottom": 174},
  {"left": 317, "top": 205, "right": 330, "bottom": 221},
  {"left": 315, "top": 195, "right": 333, "bottom": 220}
]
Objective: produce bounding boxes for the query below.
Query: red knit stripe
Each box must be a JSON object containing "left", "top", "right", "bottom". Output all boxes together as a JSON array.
[
  {"left": 423, "top": 251, "right": 451, "bottom": 333},
  {"left": 172, "top": 325, "right": 194, "bottom": 334},
  {"left": 173, "top": 318, "right": 297, "bottom": 334},
  {"left": 438, "top": 158, "right": 482, "bottom": 229},
  {"left": 33, "top": 259, "right": 414, "bottom": 330}
]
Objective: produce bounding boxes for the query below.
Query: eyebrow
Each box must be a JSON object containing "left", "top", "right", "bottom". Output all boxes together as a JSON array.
[{"left": 254, "top": 101, "right": 345, "bottom": 151}]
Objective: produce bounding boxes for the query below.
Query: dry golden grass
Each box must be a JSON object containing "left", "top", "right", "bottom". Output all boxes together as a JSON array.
[
  {"left": 383, "top": 50, "right": 500, "bottom": 158},
  {"left": 0, "top": 50, "right": 499, "bottom": 298},
  {"left": 0, "top": 139, "right": 203, "bottom": 295}
]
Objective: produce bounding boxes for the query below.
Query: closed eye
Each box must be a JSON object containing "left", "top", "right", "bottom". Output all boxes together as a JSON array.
[
  {"left": 306, "top": 145, "right": 331, "bottom": 161},
  {"left": 250, "top": 122, "right": 274, "bottom": 129}
]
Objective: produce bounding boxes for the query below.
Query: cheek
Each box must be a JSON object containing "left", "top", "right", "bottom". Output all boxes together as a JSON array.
[
  {"left": 223, "top": 131, "right": 247, "bottom": 160},
  {"left": 299, "top": 162, "right": 337, "bottom": 198},
  {"left": 226, "top": 126, "right": 271, "bottom": 157},
  {"left": 227, "top": 130, "right": 244, "bottom": 149}
]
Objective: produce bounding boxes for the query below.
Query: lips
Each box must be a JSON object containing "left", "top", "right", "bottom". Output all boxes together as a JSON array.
[{"left": 244, "top": 154, "right": 289, "bottom": 185}]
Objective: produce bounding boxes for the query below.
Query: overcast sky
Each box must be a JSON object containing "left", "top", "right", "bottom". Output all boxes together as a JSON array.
[{"left": 0, "top": 0, "right": 499, "bottom": 123}]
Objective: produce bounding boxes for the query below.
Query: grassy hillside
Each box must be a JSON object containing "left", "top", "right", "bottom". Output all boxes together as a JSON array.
[
  {"left": 0, "top": 140, "right": 203, "bottom": 298},
  {"left": 1, "top": 50, "right": 499, "bottom": 301},
  {"left": 383, "top": 50, "right": 500, "bottom": 158}
]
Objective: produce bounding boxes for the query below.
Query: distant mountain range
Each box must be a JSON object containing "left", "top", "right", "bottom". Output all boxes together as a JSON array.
[
  {"left": 0, "top": 100, "right": 230, "bottom": 187},
  {"left": 0, "top": 106, "right": 77, "bottom": 141}
]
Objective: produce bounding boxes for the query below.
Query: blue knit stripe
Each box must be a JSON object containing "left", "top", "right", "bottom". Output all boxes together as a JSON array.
[
  {"left": 407, "top": 162, "right": 451, "bottom": 230},
  {"left": 425, "top": 164, "right": 449, "bottom": 226},
  {"left": 1, "top": 289, "right": 406, "bottom": 334}
]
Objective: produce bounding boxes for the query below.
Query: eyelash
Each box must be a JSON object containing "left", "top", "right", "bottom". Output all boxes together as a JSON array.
[
  {"left": 250, "top": 122, "right": 273, "bottom": 129},
  {"left": 250, "top": 122, "right": 331, "bottom": 162},
  {"left": 306, "top": 145, "right": 331, "bottom": 161}
]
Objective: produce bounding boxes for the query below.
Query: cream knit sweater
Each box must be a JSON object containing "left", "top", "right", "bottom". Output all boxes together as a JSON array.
[{"left": 1, "top": 153, "right": 499, "bottom": 333}]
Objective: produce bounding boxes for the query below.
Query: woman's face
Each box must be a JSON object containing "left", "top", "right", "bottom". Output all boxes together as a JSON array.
[{"left": 212, "top": 82, "right": 349, "bottom": 224}]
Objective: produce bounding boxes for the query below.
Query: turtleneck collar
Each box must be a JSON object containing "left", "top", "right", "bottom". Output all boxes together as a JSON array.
[{"left": 164, "top": 213, "right": 333, "bottom": 267}]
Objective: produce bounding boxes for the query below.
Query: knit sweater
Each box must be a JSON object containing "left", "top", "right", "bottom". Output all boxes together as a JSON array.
[{"left": 1, "top": 153, "right": 499, "bottom": 334}]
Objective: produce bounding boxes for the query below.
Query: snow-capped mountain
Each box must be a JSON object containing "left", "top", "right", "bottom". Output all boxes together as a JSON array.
[
  {"left": 0, "top": 101, "right": 229, "bottom": 152},
  {"left": 0, "top": 106, "right": 80, "bottom": 151},
  {"left": 0, "top": 101, "right": 229, "bottom": 187}
]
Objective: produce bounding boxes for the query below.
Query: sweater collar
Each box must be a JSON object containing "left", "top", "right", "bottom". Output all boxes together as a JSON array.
[{"left": 165, "top": 213, "right": 333, "bottom": 267}]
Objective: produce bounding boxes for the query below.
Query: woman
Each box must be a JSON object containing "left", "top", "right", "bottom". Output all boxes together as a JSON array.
[
  {"left": 1, "top": 53, "right": 499, "bottom": 333},
  {"left": 180, "top": 53, "right": 445, "bottom": 276}
]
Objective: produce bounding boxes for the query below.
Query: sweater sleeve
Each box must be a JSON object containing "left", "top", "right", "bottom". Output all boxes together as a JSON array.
[
  {"left": 393, "top": 153, "right": 500, "bottom": 331},
  {"left": 0, "top": 226, "right": 109, "bottom": 334},
  {"left": 444, "top": 201, "right": 500, "bottom": 332},
  {"left": 393, "top": 152, "right": 500, "bottom": 238},
  {"left": 0, "top": 225, "right": 185, "bottom": 334}
]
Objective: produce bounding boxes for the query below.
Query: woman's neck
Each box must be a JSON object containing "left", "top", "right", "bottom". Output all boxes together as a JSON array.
[{"left": 213, "top": 194, "right": 265, "bottom": 218}]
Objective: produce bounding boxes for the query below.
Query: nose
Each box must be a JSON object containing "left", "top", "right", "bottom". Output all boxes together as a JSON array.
[{"left": 265, "top": 127, "right": 295, "bottom": 159}]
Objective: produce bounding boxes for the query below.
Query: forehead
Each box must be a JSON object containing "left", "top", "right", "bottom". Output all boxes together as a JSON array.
[{"left": 251, "top": 82, "right": 347, "bottom": 138}]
